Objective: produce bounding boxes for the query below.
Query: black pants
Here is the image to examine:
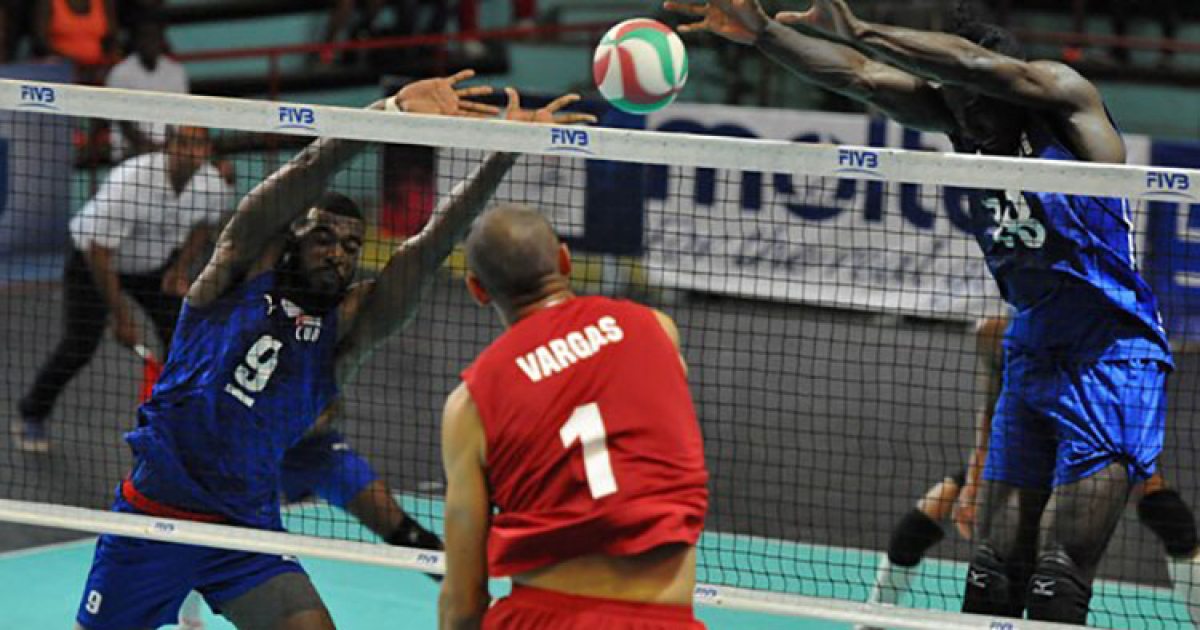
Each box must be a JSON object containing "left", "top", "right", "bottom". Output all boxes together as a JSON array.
[{"left": 18, "top": 249, "right": 182, "bottom": 423}]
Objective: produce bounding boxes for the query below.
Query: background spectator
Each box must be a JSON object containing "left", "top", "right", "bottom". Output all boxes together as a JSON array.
[
  {"left": 33, "top": 0, "right": 117, "bottom": 75},
  {"left": 105, "top": 18, "right": 189, "bottom": 161}
]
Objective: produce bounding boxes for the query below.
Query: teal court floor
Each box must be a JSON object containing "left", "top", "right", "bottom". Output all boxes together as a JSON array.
[{"left": 2, "top": 496, "right": 1189, "bottom": 629}]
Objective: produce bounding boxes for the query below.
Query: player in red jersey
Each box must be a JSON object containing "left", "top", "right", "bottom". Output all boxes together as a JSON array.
[{"left": 438, "top": 204, "right": 710, "bottom": 630}]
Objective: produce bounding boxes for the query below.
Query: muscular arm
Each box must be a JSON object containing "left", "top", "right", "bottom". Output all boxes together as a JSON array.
[
  {"left": 333, "top": 151, "right": 518, "bottom": 384},
  {"left": 756, "top": 20, "right": 954, "bottom": 133},
  {"left": 439, "top": 384, "right": 491, "bottom": 630},
  {"left": 186, "top": 102, "right": 384, "bottom": 308},
  {"left": 163, "top": 223, "right": 215, "bottom": 297},
  {"left": 844, "top": 19, "right": 1090, "bottom": 113}
]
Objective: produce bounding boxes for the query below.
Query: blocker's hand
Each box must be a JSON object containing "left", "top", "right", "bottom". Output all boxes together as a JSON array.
[
  {"left": 664, "top": 0, "right": 769, "bottom": 45},
  {"left": 952, "top": 479, "right": 980, "bottom": 540},
  {"left": 503, "top": 88, "right": 598, "bottom": 125},
  {"left": 391, "top": 69, "right": 500, "bottom": 118},
  {"left": 775, "top": 0, "right": 862, "bottom": 41}
]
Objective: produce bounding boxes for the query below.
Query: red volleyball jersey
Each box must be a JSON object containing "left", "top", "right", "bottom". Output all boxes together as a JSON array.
[{"left": 462, "top": 296, "right": 709, "bottom": 577}]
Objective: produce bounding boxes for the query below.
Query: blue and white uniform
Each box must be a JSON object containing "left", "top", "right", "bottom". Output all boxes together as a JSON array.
[
  {"left": 281, "top": 429, "right": 379, "bottom": 509},
  {"left": 77, "top": 271, "right": 339, "bottom": 629},
  {"left": 974, "top": 119, "right": 1172, "bottom": 489}
]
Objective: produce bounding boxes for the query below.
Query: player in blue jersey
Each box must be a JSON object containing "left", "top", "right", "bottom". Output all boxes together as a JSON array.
[
  {"left": 671, "top": 0, "right": 1175, "bottom": 623},
  {"left": 74, "top": 73, "right": 596, "bottom": 630},
  {"left": 277, "top": 400, "right": 441, "bottom": 551}
]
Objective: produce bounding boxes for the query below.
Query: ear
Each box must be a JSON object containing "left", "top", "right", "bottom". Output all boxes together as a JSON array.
[
  {"left": 557, "top": 243, "right": 572, "bottom": 277},
  {"left": 465, "top": 272, "right": 491, "bottom": 307}
]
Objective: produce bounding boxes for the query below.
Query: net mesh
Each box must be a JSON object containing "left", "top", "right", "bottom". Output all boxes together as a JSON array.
[{"left": 0, "top": 81, "right": 1197, "bottom": 629}]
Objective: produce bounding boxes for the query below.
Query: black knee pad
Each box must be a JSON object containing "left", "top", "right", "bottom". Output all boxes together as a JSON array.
[
  {"left": 962, "top": 545, "right": 1021, "bottom": 617},
  {"left": 1138, "top": 489, "right": 1200, "bottom": 558},
  {"left": 887, "top": 509, "right": 945, "bottom": 567},
  {"left": 1026, "top": 550, "right": 1092, "bottom": 624}
]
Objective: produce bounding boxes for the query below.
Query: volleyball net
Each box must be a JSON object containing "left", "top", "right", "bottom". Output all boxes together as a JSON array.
[{"left": 1, "top": 79, "right": 1198, "bottom": 629}]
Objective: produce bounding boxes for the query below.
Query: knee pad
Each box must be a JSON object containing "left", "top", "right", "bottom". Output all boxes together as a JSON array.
[
  {"left": 1138, "top": 489, "right": 1200, "bottom": 558},
  {"left": 887, "top": 509, "right": 945, "bottom": 567},
  {"left": 961, "top": 545, "right": 1021, "bottom": 617},
  {"left": 1026, "top": 549, "right": 1092, "bottom": 624}
]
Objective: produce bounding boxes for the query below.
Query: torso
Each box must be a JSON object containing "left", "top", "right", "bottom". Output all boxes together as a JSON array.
[
  {"left": 462, "top": 296, "right": 709, "bottom": 582},
  {"left": 967, "top": 116, "right": 1171, "bottom": 363},
  {"left": 127, "top": 272, "right": 340, "bottom": 529},
  {"left": 49, "top": 0, "right": 107, "bottom": 65}
]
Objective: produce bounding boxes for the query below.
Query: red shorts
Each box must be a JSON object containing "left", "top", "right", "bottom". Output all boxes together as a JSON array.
[{"left": 483, "top": 585, "right": 706, "bottom": 630}]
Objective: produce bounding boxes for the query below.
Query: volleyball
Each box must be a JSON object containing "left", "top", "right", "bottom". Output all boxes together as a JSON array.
[{"left": 593, "top": 18, "right": 688, "bottom": 114}]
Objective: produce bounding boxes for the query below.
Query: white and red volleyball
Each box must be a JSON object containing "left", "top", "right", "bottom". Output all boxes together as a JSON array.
[{"left": 593, "top": 18, "right": 688, "bottom": 114}]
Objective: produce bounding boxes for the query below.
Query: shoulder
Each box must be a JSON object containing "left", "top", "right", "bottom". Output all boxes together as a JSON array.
[
  {"left": 111, "top": 153, "right": 165, "bottom": 186},
  {"left": 648, "top": 307, "right": 681, "bottom": 349},
  {"left": 443, "top": 383, "right": 483, "bottom": 443},
  {"left": 1029, "top": 60, "right": 1101, "bottom": 107},
  {"left": 105, "top": 56, "right": 136, "bottom": 84}
]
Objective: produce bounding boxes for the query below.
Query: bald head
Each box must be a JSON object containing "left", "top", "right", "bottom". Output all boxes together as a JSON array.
[{"left": 465, "top": 204, "right": 563, "bottom": 305}]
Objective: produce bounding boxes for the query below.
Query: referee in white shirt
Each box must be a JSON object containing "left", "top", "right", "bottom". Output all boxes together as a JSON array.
[
  {"left": 105, "top": 17, "right": 189, "bottom": 162},
  {"left": 13, "top": 126, "right": 233, "bottom": 453}
]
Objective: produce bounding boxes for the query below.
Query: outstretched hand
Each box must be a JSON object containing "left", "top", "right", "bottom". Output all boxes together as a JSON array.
[
  {"left": 392, "top": 69, "right": 500, "bottom": 118},
  {"left": 664, "top": 0, "right": 769, "bottom": 45},
  {"left": 775, "top": 0, "right": 861, "bottom": 41},
  {"left": 503, "top": 88, "right": 598, "bottom": 125}
]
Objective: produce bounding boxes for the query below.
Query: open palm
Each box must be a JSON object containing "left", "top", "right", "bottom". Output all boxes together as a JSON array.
[
  {"left": 664, "top": 0, "right": 769, "bottom": 45},
  {"left": 392, "top": 69, "right": 499, "bottom": 118}
]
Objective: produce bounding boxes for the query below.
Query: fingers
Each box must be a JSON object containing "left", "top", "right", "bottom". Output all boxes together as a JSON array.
[
  {"left": 542, "top": 93, "right": 581, "bottom": 114},
  {"left": 504, "top": 86, "right": 521, "bottom": 116},
  {"left": 664, "top": 0, "right": 708, "bottom": 16},
  {"left": 455, "top": 85, "right": 494, "bottom": 99},
  {"left": 459, "top": 100, "right": 500, "bottom": 115},
  {"left": 676, "top": 19, "right": 711, "bottom": 34},
  {"left": 774, "top": 10, "right": 802, "bottom": 24},
  {"left": 555, "top": 113, "right": 599, "bottom": 125},
  {"left": 446, "top": 68, "right": 476, "bottom": 84}
]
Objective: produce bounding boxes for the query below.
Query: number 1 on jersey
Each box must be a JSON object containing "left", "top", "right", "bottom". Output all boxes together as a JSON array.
[{"left": 560, "top": 402, "right": 618, "bottom": 499}]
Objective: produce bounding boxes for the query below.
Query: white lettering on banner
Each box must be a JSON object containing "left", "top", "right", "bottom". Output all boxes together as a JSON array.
[
  {"left": 514, "top": 316, "right": 624, "bottom": 383},
  {"left": 643, "top": 104, "right": 1153, "bottom": 320}
]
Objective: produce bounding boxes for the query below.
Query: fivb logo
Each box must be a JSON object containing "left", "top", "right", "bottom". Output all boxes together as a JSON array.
[
  {"left": 835, "top": 148, "right": 883, "bottom": 178},
  {"left": 277, "top": 105, "right": 318, "bottom": 131},
  {"left": 18, "top": 84, "right": 58, "bottom": 111},
  {"left": 548, "top": 127, "right": 592, "bottom": 155},
  {"left": 1143, "top": 170, "right": 1196, "bottom": 202},
  {"left": 692, "top": 585, "right": 720, "bottom": 602}
]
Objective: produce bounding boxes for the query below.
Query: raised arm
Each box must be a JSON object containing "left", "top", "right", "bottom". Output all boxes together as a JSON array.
[
  {"left": 333, "top": 91, "right": 596, "bottom": 384},
  {"left": 439, "top": 383, "right": 491, "bottom": 630},
  {"left": 184, "top": 132, "right": 371, "bottom": 308},
  {"left": 782, "top": 0, "right": 1098, "bottom": 114},
  {"left": 667, "top": 0, "right": 955, "bottom": 133},
  {"left": 187, "top": 71, "right": 499, "bottom": 309}
]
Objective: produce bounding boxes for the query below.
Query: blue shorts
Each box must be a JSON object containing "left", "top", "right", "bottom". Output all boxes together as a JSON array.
[
  {"left": 280, "top": 430, "right": 378, "bottom": 508},
  {"left": 76, "top": 495, "right": 307, "bottom": 630},
  {"left": 984, "top": 356, "right": 1167, "bottom": 489}
]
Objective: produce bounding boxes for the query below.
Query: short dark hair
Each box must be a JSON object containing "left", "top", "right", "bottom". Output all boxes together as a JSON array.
[
  {"left": 314, "top": 191, "right": 363, "bottom": 222},
  {"left": 953, "top": 0, "right": 1024, "bottom": 59}
]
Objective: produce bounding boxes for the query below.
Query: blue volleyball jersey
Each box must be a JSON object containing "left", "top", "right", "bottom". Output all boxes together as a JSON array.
[
  {"left": 969, "top": 119, "right": 1172, "bottom": 364},
  {"left": 125, "top": 271, "right": 339, "bottom": 529}
]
